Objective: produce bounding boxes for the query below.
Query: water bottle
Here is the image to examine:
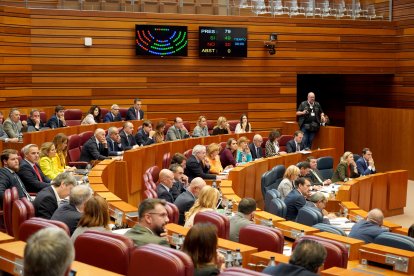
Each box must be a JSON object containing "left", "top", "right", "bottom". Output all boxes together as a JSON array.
[
  {"left": 266, "top": 218, "right": 273, "bottom": 228},
  {"left": 343, "top": 207, "right": 348, "bottom": 218},
  {"left": 296, "top": 229, "right": 305, "bottom": 239},
  {"left": 268, "top": 256, "right": 276, "bottom": 267},
  {"left": 18, "top": 132, "right": 23, "bottom": 142},
  {"left": 226, "top": 200, "right": 233, "bottom": 216},
  {"left": 175, "top": 234, "right": 184, "bottom": 250},
  {"left": 234, "top": 249, "right": 242, "bottom": 267},
  {"left": 212, "top": 181, "right": 217, "bottom": 189},
  {"left": 225, "top": 250, "right": 233, "bottom": 268}
]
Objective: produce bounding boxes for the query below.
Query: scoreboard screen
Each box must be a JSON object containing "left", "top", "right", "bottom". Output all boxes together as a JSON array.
[{"left": 199, "top": 26, "right": 247, "bottom": 58}]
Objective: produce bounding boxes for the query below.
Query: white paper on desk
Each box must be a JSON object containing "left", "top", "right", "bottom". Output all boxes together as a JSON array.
[
  {"left": 299, "top": 150, "right": 312, "bottom": 154},
  {"left": 329, "top": 217, "right": 349, "bottom": 225},
  {"left": 283, "top": 246, "right": 292, "bottom": 256},
  {"left": 335, "top": 222, "right": 355, "bottom": 231},
  {"left": 112, "top": 228, "right": 131, "bottom": 235}
]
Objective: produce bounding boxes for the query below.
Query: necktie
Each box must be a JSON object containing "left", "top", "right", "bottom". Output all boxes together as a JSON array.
[
  {"left": 136, "top": 110, "right": 140, "bottom": 120},
  {"left": 312, "top": 170, "right": 323, "bottom": 184},
  {"left": 98, "top": 143, "right": 102, "bottom": 152},
  {"left": 13, "top": 173, "right": 31, "bottom": 201},
  {"left": 33, "top": 165, "right": 43, "bottom": 181},
  {"left": 256, "top": 147, "right": 260, "bottom": 158},
  {"left": 296, "top": 143, "right": 300, "bottom": 152}
]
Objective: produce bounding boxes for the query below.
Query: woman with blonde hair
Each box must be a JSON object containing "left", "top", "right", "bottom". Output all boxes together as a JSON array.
[
  {"left": 39, "top": 142, "right": 61, "bottom": 180},
  {"left": 52, "top": 133, "right": 75, "bottom": 173},
  {"left": 278, "top": 165, "right": 300, "bottom": 200},
  {"left": 71, "top": 195, "right": 111, "bottom": 242},
  {"left": 212, "top": 116, "right": 230, "bottom": 136},
  {"left": 235, "top": 136, "right": 252, "bottom": 164},
  {"left": 206, "top": 143, "right": 224, "bottom": 174},
  {"left": 193, "top": 116, "right": 209, "bottom": 137},
  {"left": 184, "top": 186, "right": 220, "bottom": 228},
  {"left": 331, "top": 151, "right": 360, "bottom": 182}
]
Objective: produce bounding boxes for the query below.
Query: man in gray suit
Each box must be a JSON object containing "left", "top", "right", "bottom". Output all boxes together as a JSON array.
[
  {"left": 166, "top": 117, "right": 190, "bottom": 141},
  {"left": 173, "top": 177, "right": 206, "bottom": 225},
  {"left": 306, "top": 192, "right": 331, "bottom": 224},
  {"left": 3, "top": 108, "right": 27, "bottom": 139},
  {"left": 229, "top": 197, "right": 257, "bottom": 242}
]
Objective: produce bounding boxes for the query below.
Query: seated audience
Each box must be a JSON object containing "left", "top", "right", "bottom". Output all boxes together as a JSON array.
[
  {"left": 174, "top": 177, "right": 206, "bottom": 225},
  {"left": 249, "top": 134, "right": 264, "bottom": 160},
  {"left": 81, "top": 105, "right": 101, "bottom": 125},
  {"left": 409, "top": 224, "right": 414, "bottom": 238},
  {"left": 125, "top": 198, "right": 170, "bottom": 247},
  {"left": 156, "top": 169, "right": 175, "bottom": 203},
  {"left": 135, "top": 120, "right": 155, "bottom": 146},
  {"left": 356, "top": 147, "right": 376, "bottom": 176},
  {"left": 46, "top": 105, "right": 66, "bottom": 129},
  {"left": 153, "top": 120, "right": 166, "bottom": 143},
  {"left": 126, "top": 98, "right": 144, "bottom": 120},
  {"left": 170, "top": 152, "right": 187, "bottom": 169},
  {"left": 0, "top": 149, "right": 32, "bottom": 206},
  {"left": 278, "top": 165, "right": 300, "bottom": 200},
  {"left": 184, "top": 185, "right": 220, "bottom": 228},
  {"left": 79, "top": 128, "right": 110, "bottom": 163},
  {"left": 321, "top": 113, "right": 329, "bottom": 126},
  {"left": 3, "top": 108, "right": 27, "bottom": 139},
  {"left": 284, "top": 177, "right": 311, "bottom": 221},
  {"left": 71, "top": 195, "right": 111, "bottom": 242},
  {"left": 348, "top": 208, "right": 388, "bottom": 243},
  {"left": 220, "top": 138, "right": 237, "bottom": 169},
  {"left": 306, "top": 192, "right": 332, "bottom": 224},
  {"left": 103, "top": 104, "right": 122, "bottom": 123},
  {"left": 51, "top": 185, "right": 93, "bottom": 235},
  {"left": 166, "top": 117, "right": 190, "bottom": 141},
  {"left": 286, "top": 130, "right": 305, "bottom": 153},
  {"left": 24, "top": 228, "right": 74, "bottom": 276},
  {"left": 182, "top": 223, "right": 225, "bottom": 275},
  {"left": 206, "top": 143, "right": 224, "bottom": 174},
  {"left": 18, "top": 144, "right": 51, "bottom": 193},
  {"left": 169, "top": 163, "right": 188, "bottom": 200},
  {"left": 298, "top": 161, "right": 311, "bottom": 178},
  {"left": 53, "top": 133, "right": 75, "bottom": 173},
  {"left": 33, "top": 172, "right": 77, "bottom": 219},
  {"left": 212, "top": 116, "right": 230, "bottom": 136},
  {"left": 306, "top": 156, "right": 332, "bottom": 186},
  {"left": 229, "top": 197, "right": 256, "bottom": 242},
  {"left": 192, "top": 115, "right": 209, "bottom": 137},
  {"left": 120, "top": 121, "right": 139, "bottom": 150},
  {"left": 106, "top": 126, "right": 124, "bottom": 156},
  {"left": 185, "top": 145, "right": 226, "bottom": 182},
  {"left": 39, "top": 142, "right": 61, "bottom": 180},
  {"left": 265, "top": 130, "right": 282, "bottom": 157},
  {"left": 27, "top": 109, "right": 45, "bottom": 132},
  {"left": 331, "top": 151, "right": 360, "bottom": 183},
  {"left": 235, "top": 114, "right": 251, "bottom": 134},
  {"left": 263, "top": 239, "right": 327, "bottom": 276},
  {"left": 235, "top": 136, "right": 252, "bottom": 164}
]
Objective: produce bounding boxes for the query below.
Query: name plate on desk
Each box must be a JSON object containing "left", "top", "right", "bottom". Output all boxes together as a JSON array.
[{"left": 275, "top": 221, "right": 319, "bottom": 239}]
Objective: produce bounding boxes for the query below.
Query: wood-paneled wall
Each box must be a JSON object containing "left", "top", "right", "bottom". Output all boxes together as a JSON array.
[{"left": 0, "top": 6, "right": 398, "bottom": 131}]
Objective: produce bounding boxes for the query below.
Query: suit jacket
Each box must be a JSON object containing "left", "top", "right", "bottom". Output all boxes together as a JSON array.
[
  {"left": 156, "top": 184, "right": 174, "bottom": 203},
  {"left": 106, "top": 137, "right": 123, "bottom": 156},
  {"left": 174, "top": 190, "right": 196, "bottom": 225},
  {"left": 17, "top": 159, "right": 51, "bottom": 193},
  {"left": 305, "top": 202, "right": 330, "bottom": 224},
  {"left": 51, "top": 203, "right": 82, "bottom": 235},
  {"left": 45, "top": 115, "right": 66, "bottom": 129},
  {"left": 166, "top": 125, "right": 189, "bottom": 141},
  {"left": 3, "top": 118, "right": 25, "bottom": 138},
  {"left": 192, "top": 126, "right": 209, "bottom": 137},
  {"left": 249, "top": 143, "right": 263, "bottom": 160},
  {"left": 0, "top": 168, "right": 27, "bottom": 206},
  {"left": 356, "top": 157, "right": 376, "bottom": 176},
  {"left": 0, "top": 124, "right": 8, "bottom": 141},
  {"left": 125, "top": 224, "right": 170, "bottom": 247},
  {"left": 284, "top": 189, "right": 306, "bottom": 221},
  {"left": 79, "top": 137, "right": 109, "bottom": 163},
  {"left": 185, "top": 155, "right": 216, "bottom": 182},
  {"left": 26, "top": 118, "right": 45, "bottom": 132},
  {"left": 135, "top": 128, "right": 154, "bottom": 146},
  {"left": 286, "top": 139, "right": 305, "bottom": 153},
  {"left": 306, "top": 169, "right": 325, "bottom": 185},
  {"left": 263, "top": 263, "right": 318, "bottom": 276},
  {"left": 229, "top": 212, "right": 253, "bottom": 242},
  {"left": 348, "top": 219, "right": 388, "bottom": 243},
  {"left": 331, "top": 162, "right": 359, "bottom": 183},
  {"left": 125, "top": 107, "right": 144, "bottom": 121},
  {"left": 120, "top": 130, "right": 137, "bottom": 150},
  {"left": 102, "top": 112, "right": 122, "bottom": 123},
  {"left": 33, "top": 186, "right": 58, "bottom": 219},
  {"left": 171, "top": 180, "right": 185, "bottom": 201}
]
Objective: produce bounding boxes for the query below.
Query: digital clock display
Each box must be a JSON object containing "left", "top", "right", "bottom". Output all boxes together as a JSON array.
[{"left": 199, "top": 26, "right": 247, "bottom": 58}]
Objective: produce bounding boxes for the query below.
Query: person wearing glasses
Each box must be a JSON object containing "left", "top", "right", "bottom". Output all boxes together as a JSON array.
[
  {"left": 125, "top": 198, "right": 170, "bottom": 247},
  {"left": 103, "top": 104, "right": 122, "bottom": 123}
]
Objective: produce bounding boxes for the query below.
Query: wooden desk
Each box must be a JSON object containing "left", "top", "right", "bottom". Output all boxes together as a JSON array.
[
  {"left": 253, "top": 211, "right": 285, "bottom": 227},
  {"left": 96, "top": 192, "right": 122, "bottom": 202},
  {"left": 275, "top": 221, "right": 319, "bottom": 239},
  {"left": 311, "top": 232, "right": 365, "bottom": 261},
  {"left": 249, "top": 250, "right": 289, "bottom": 272},
  {"left": 392, "top": 227, "right": 409, "bottom": 236},
  {"left": 90, "top": 184, "right": 110, "bottom": 192},
  {"left": 108, "top": 201, "right": 138, "bottom": 225},
  {"left": 321, "top": 266, "right": 373, "bottom": 276},
  {"left": 0, "top": 232, "right": 14, "bottom": 244}
]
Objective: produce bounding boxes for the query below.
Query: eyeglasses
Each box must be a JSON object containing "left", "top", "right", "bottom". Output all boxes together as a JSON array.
[{"left": 148, "top": 212, "right": 168, "bottom": 218}]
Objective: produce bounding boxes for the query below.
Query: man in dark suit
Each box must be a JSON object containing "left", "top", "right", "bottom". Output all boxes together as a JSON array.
[
  {"left": 249, "top": 134, "right": 264, "bottom": 160},
  {"left": 174, "top": 177, "right": 206, "bottom": 225},
  {"left": 46, "top": 105, "right": 67, "bottom": 129},
  {"left": 284, "top": 177, "right": 311, "bottom": 221},
  {"left": 306, "top": 156, "right": 332, "bottom": 186},
  {"left": 79, "top": 128, "right": 111, "bottom": 163},
  {"left": 126, "top": 98, "right": 144, "bottom": 121},
  {"left": 185, "top": 145, "right": 226, "bottom": 182},
  {"left": 0, "top": 149, "right": 32, "bottom": 206},
  {"left": 356, "top": 148, "right": 376, "bottom": 176},
  {"left": 18, "top": 144, "right": 51, "bottom": 193},
  {"left": 33, "top": 172, "right": 77, "bottom": 219},
  {"left": 349, "top": 208, "right": 388, "bottom": 243},
  {"left": 51, "top": 185, "right": 93, "bottom": 235},
  {"left": 120, "top": 121, "right": 139, "bottom": 150},
  {"left": 306, "top": 192, "right": 331, "bottom": 224},
  {"left": 26, "top": 109, "right": 46, "bottom": 132},
  {"left": 169, "top": 163, "right": 188, "bottom": 200},
  {"left": 103, "top": 104, "right": 122, "bottom": 123},
  {"left": 286, "top": 130, "right": 305, "bottom": 153},
  {"left": 106, "top": 126, "right": 124, "bottom": 156},
  {"left": 135, "top": 120, "right": 155, "bottom": 146},
  {"left": 156, "top": 169, "right": 175, "bottom": 203}
]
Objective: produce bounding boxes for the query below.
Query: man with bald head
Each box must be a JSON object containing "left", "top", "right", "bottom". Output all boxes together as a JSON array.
[
  {"left": 296, "top": 92, "right": 326, "bottom": 150},
  {"left": 174, "top": 177, "right": 206, "bottom": 225},
  {"left": 249, "top": 134, "right": 264, "bottom": 160},
  {"left": 348, "top": 208, "right": 388, "bottom": 243},
  {"left": 156, "top": 169, "right": 175, "bottom": 203},
  {"left": 120, "top": 121, "right": 139, "bottom": 150},
  {"left": 79, "top": 128, "right": 110, "bottom": 162}
]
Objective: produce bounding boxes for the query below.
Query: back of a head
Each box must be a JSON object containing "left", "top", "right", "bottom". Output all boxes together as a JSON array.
[
  {"left": 24, "top": 227, "right": 74, "bottom": 276},
  {"left": 367, "top": 208, "right": 384, "bottom": 226},
  {"left": 78, "top": 195, "right": 110, "bottom": 228},
  {"left": 69, "top": 185, "right": 93, "bottom": 207},
  {"left": 290, "top": 239, "right": 327, "bottom": 273},
  {"left": 238, "top": 198, "right": 256, "bottom": 215}
]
